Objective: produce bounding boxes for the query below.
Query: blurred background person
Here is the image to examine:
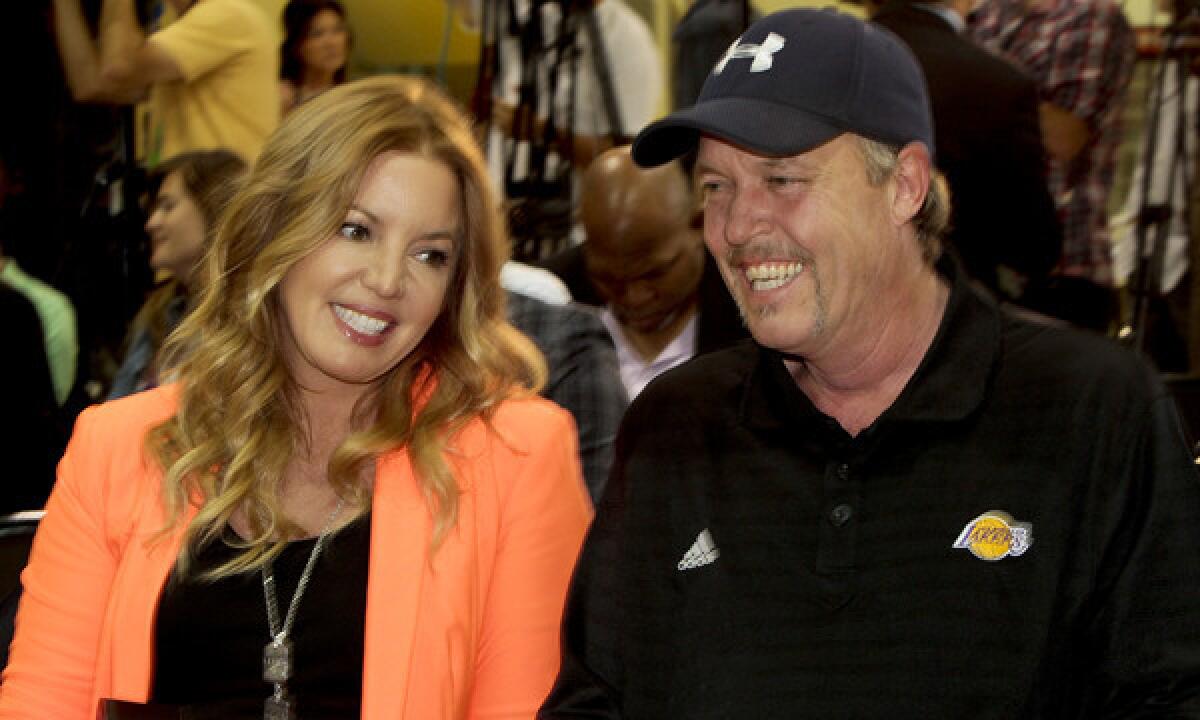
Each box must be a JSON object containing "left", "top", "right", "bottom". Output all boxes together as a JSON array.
[
  {"left": 671, "top": 0, "right": 755, "bottom": 110},
  {"left": 108, "top": 149, "right": 246, "bottom": 399},
  {"left": 0, "top": 75, "right": 591, "bottom": 718},
  {"left": 0, "top": 154, "right": 77, "bottom": 409},
  {"left": 557, "top": 146, "right": 746, "bottom": 400},
  {"left": 506, "top": 289, "right": 626, "bottom": 501},
  {"left": 868, "top": 0, "right": 1062, "bottom": 306},
  {"left": 53, "top": 0, "right": 280, "bottom": 164},
  {"left": 972, "top": 0, "right": 1136, "bottom": 333},
  {"left": 0, "top": 285, "right": 61, "bottom": 513},
  {"left": 279, "top": 0, "right": 352, "bottom": 116}
]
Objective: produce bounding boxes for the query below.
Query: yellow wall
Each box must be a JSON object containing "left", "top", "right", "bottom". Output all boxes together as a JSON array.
[{"left": 348, "top": 1, "right": 481, "bottom": 67}]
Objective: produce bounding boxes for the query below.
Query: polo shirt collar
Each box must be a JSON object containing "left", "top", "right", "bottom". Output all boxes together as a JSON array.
[{"left": 741, "top": 255, "right": 1002, "bottom": 431}]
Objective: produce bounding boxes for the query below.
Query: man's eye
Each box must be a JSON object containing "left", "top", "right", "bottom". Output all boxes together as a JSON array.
[
  {"left": 415, "top": 248, "right": 450, "bottom": 267},
  {"left": 698, "top": 181, "right": 727, "bottom": 209},
  {"left": 766, "top": 176, "right": 804, "bottom": 189},
  {"left": 338, "top": 222, "right": 370, "bottom": 241}
]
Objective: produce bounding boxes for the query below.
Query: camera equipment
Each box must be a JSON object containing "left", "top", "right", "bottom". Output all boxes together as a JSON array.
[
  {"left": 471, "top": 0, "right": 625, "bottom": 262},
  {"left": 1123, "top": 10, "right": 1196, "bottom": 358}
]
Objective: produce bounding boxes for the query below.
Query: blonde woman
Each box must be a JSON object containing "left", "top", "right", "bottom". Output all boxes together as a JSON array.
[{"left": 0, "top": 76, "right": 592, "bottom": 719}]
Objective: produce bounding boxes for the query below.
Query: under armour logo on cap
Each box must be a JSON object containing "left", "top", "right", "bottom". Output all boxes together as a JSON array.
[{"left": 714, "top": 32, "right": 786, "bottom": 74}]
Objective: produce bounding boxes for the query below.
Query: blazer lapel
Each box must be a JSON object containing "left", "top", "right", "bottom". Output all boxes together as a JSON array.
[
  {"left": 361, "top": 449, "right": 430, "bottom": 719},
  {"left": 103, "top": 494, "right": 196, "bottom": 703}
]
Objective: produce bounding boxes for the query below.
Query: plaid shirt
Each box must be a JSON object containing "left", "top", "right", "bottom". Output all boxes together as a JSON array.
[
  {"left": 508, "top": 292, "right": 628, "bottom": 501},
  {"left": 971, "top": 0, "right": 1135, "bottom": 285}
]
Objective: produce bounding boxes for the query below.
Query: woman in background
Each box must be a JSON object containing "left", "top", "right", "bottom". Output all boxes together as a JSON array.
[
  {"left": 108, "top": 149, "right": 246, "bottom": 399},
  {"left": 0, "top": 75, "right": 591, "bottom": 719},
  {"left": 279, "top": 0, "right": 350, "bottom": 115}
]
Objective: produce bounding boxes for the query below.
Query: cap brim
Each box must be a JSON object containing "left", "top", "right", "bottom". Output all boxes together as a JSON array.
[{"left": 632, "top": 97, "right": 845, "bottom": 167}]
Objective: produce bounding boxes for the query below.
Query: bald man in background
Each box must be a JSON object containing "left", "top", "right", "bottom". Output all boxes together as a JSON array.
[{"left": 574, "top": 146, "right": 746, "bottom": 400}]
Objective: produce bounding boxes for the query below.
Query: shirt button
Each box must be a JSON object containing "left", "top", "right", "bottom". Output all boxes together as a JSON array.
[
  {"left": 836, "top": 463, "right": 850, "bottom": 480},
  {"left": 829, "top": 504, "right": 854, "bottom": 527}
]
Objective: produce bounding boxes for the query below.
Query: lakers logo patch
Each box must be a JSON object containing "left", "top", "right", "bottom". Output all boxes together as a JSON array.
[{"left": 952, "top": 510, "right": 1033, "bottom": 562}]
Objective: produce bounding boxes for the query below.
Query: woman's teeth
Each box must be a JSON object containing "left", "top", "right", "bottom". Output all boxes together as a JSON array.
[{"left": 334, "top": 304, "right": 389, "bottom": 335}]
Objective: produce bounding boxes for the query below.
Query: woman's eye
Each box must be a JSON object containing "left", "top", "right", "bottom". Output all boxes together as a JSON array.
[
  {"left": 415, "top": 248, "right": 450, "bottom": 267},
  {"left": 338, "top": 222, "right": 370, "bottom": 242}
]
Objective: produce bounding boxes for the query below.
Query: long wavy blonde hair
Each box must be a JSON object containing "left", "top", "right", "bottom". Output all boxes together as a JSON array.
[{"left": 148, "top": 75, "right": 546, "bottom": 578}]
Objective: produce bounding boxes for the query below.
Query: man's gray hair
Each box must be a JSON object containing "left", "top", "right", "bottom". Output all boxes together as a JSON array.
[{"left": 856, "top": 137, "right": 949, "bottom": 264}]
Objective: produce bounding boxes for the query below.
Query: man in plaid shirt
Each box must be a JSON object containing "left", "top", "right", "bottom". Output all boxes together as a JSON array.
[{"left": 971, "top": 0, "right": 1135, "bottom": 332}]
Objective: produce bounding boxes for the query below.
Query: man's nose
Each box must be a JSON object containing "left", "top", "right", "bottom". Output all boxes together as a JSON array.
[{"left": 724, "top": 186, "right": 772, "bottom": 246}]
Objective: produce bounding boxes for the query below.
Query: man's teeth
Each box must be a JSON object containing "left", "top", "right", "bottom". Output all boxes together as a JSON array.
[
  {"left": 744, "top": 262, "right": 803, "bottom": 291},
  {"left": 334, "top": 304, "right": 389, "bottom": 335}
]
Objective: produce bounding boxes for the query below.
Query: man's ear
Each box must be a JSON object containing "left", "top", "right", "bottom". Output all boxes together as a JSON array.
[{"left": 890, "top": 142, "right": 932, "bottom": 228}]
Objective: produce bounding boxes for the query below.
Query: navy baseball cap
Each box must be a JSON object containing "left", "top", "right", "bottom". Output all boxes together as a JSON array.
[{"left": 632, "top": 8, "right": 935, "bottom": 167}]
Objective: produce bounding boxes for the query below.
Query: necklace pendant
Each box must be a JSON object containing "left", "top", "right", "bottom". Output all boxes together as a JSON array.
[
  {"left": 264, "top": 692, "right": 296, "bottom": 720},
  {"left": 263, "top": 637, "right": 293, "bottom": 684}
]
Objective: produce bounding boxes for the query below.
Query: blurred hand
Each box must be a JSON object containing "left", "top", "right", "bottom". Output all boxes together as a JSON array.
[{"left": 492, "top": 101, "right": 515, "bottom": 136}]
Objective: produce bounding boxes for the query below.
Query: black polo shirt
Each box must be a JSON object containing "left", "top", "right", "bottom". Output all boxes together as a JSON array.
[{"left": 541, "top": 262, "right": 1200, "bottom": 718}]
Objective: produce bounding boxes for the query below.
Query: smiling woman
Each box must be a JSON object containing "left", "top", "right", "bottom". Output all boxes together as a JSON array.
[
  {"left": 0, "top": 76, "right": 592, "bottom": 719},
  {"left": 277, "top": 152, "right": 460, "bottom": 394}
]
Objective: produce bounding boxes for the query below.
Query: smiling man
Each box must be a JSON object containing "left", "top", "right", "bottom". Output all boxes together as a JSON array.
[{"left": 539, "top": 9, "right": 1200, "bottom": 719}]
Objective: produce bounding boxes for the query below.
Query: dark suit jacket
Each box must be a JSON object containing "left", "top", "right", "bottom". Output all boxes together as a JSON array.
[
  {"left": 537, "top": 245, "right": 748, "bottom": 356},
  {"left": 872, "top": 2, "right": 1061, "bottom": 299},
  {"left": 507, "top": 291, "right": 627, "bottom": 502}
]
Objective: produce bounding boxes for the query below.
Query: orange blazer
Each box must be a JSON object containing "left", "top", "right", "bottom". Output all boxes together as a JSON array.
[{"left": 0, "top": 385, "right": 592, "bottom": 719}]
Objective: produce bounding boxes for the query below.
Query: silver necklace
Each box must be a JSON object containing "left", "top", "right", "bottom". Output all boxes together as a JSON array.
[{"left": 261, "top": 497, "right": 346, "bottom": 720}]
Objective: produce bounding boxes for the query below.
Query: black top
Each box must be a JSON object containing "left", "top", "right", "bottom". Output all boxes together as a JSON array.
[
  {"left": 540, "top": 258, "right": 1200, "bottom": 718},
  {"left": 152, "top": 513, "right": 371, "bottom": 718},
  {"left": 871, "top": 1, "right": 1061, "bottom": 300}
]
